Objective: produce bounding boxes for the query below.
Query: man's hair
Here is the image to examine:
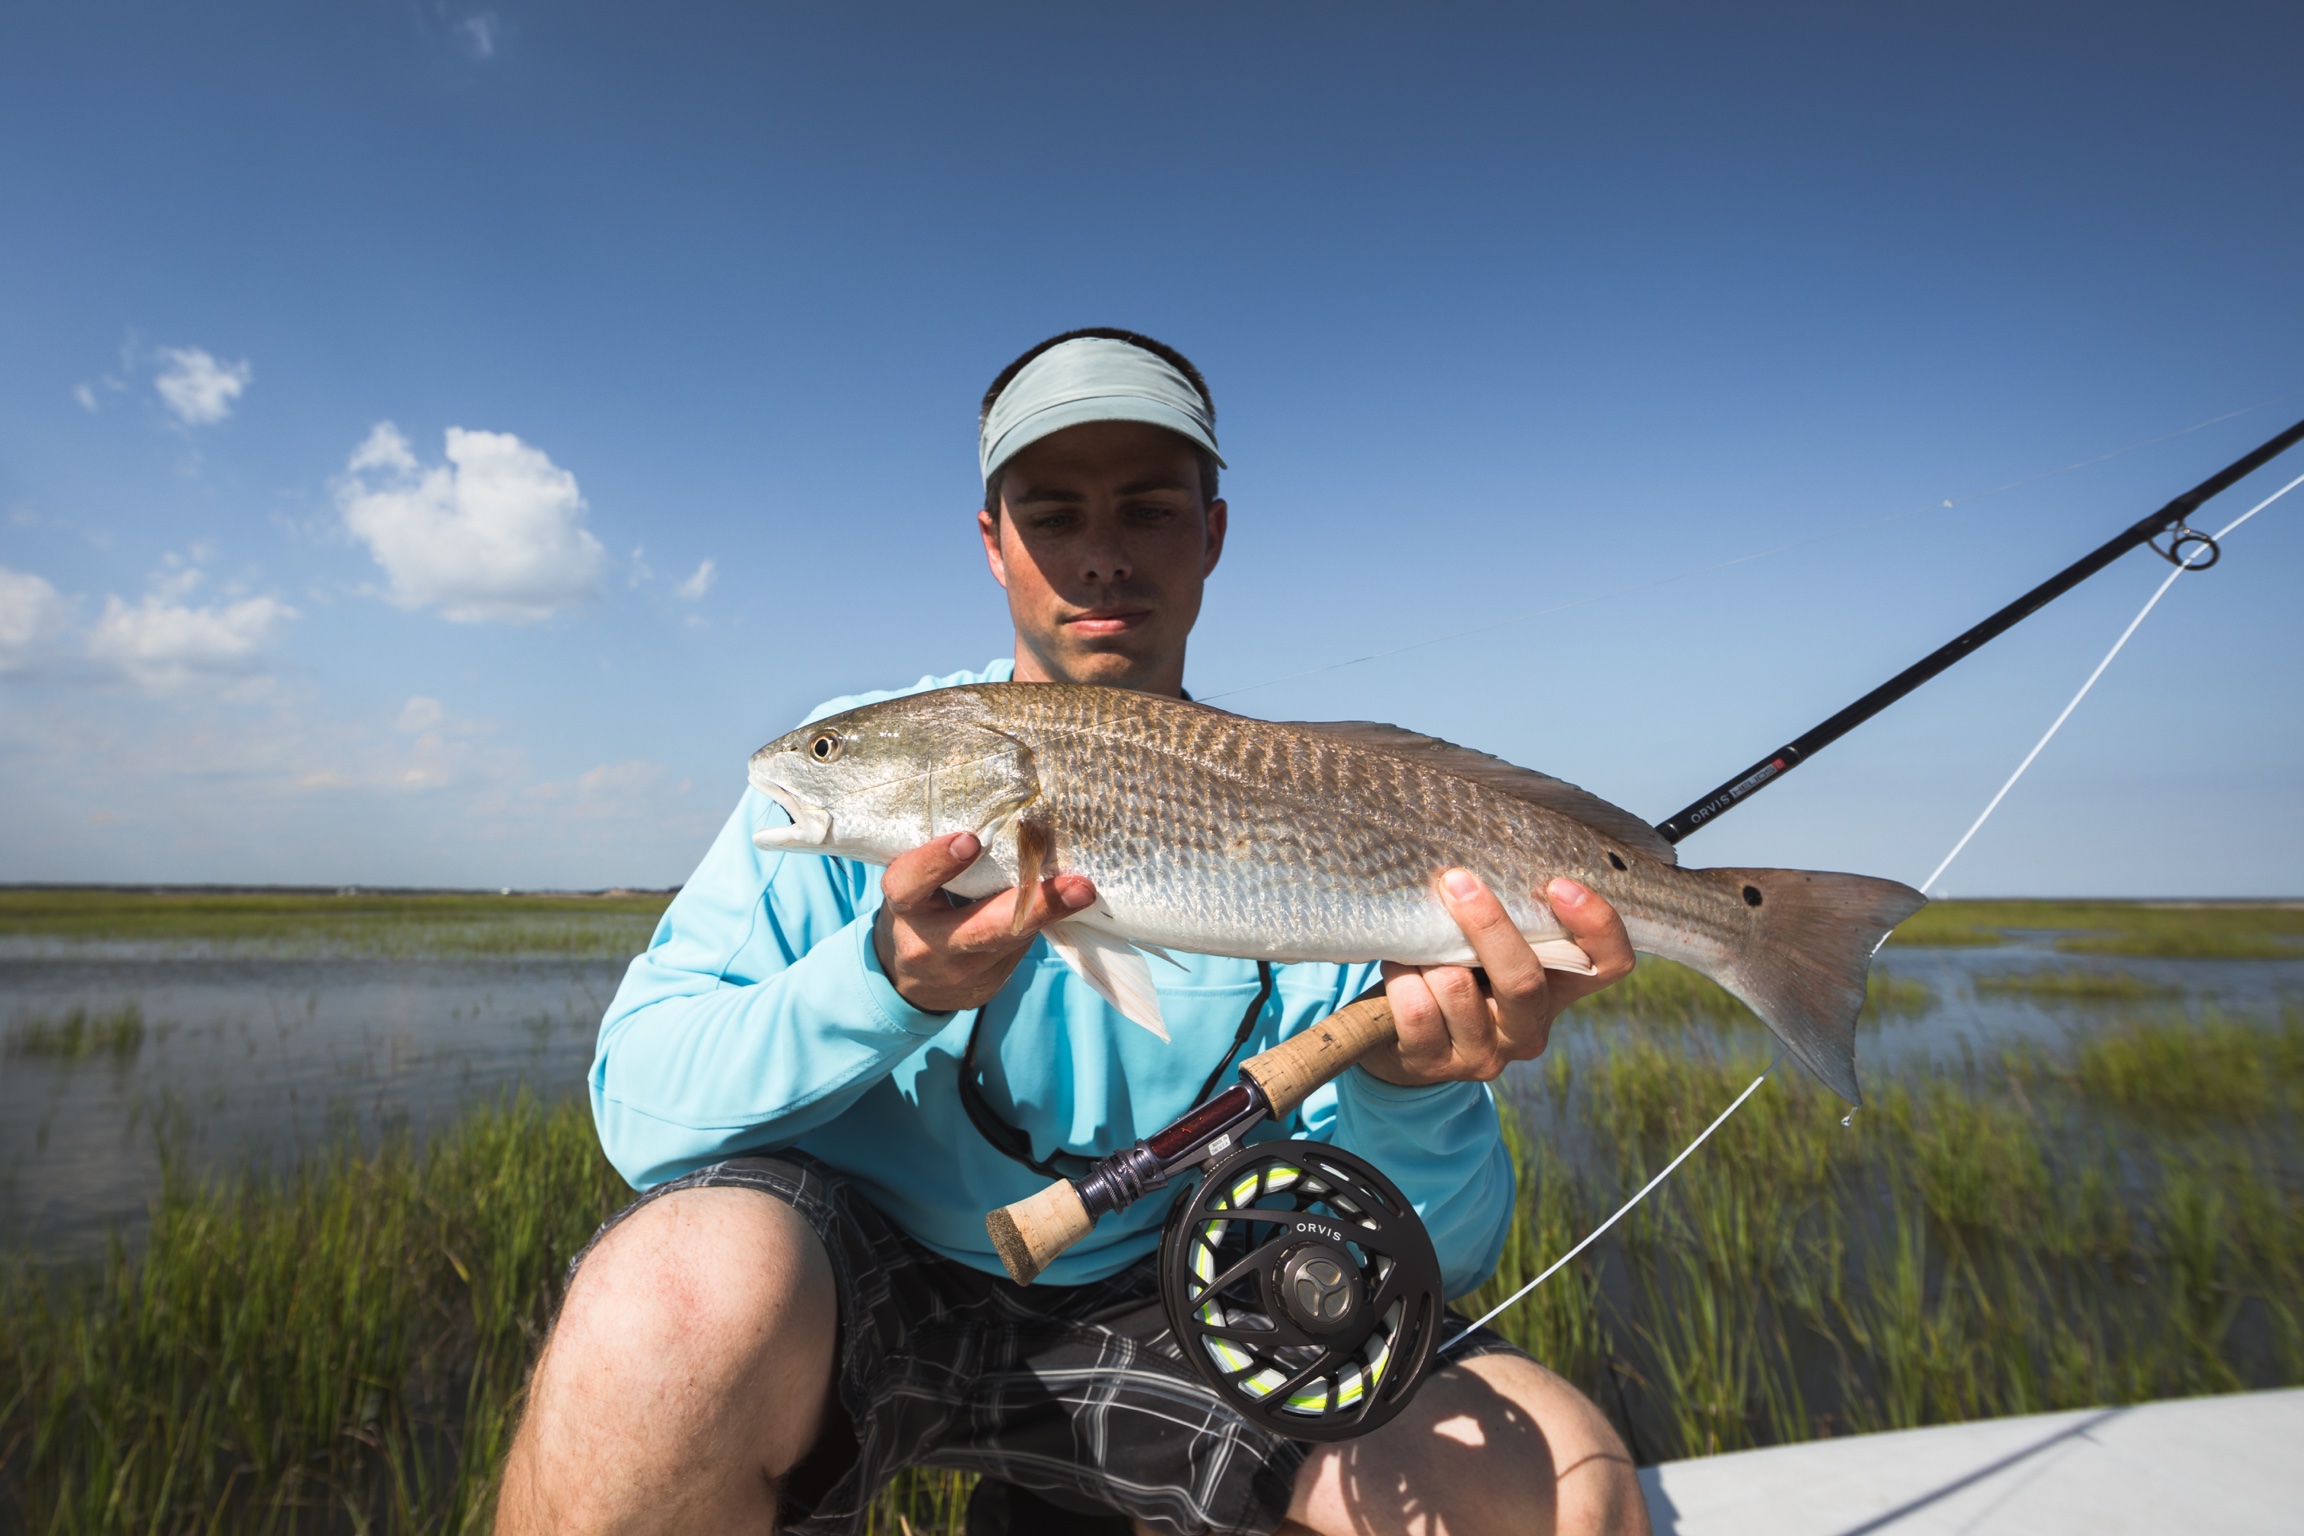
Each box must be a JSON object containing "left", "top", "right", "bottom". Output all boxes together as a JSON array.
[{"left": 980, "top": 327, "right": 1220, "bottom": 519}]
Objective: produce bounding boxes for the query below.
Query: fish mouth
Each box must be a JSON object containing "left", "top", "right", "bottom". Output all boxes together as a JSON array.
[{"left": 747, "top": 753, "right": 831, "bottom": 848}]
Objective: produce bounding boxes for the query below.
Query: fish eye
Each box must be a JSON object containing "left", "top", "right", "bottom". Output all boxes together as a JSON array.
[{"left": 809, "top": 730, "right": 844, "bottom": 762}]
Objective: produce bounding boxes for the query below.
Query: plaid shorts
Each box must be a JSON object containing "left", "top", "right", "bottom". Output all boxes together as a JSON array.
[{"left": 571, "top": 1153, "right": 1518, "bottom": 1536}]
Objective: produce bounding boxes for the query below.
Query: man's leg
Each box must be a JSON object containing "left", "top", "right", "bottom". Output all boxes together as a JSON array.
[
  {"left": 496, "top": 1186, "right": 838, "bottom": 1535},
  {"left": 1278, "top": 1352, "right": 1648, "bottom": 1536}
]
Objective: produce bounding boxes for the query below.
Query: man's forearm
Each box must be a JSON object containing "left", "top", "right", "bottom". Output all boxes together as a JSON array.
[{"left": 592, "top": 911, "right": 957, "bottom": 1188}]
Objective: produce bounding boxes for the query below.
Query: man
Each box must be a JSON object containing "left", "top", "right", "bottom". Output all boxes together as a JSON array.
[{"left": 499, "top": 330, "right": 1649, "bottom": 1536}]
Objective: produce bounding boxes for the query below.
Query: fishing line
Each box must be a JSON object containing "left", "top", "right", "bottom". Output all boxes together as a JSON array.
[
  {"left": 1444, "top": 1054, "right": 1782, "bottom": 1350},
  {"left": 1201, "top": 391, "right": 2301, "bottom": 705},
  {"left": 1916, "top": 468, "right": 2304, "bottom": 896},
  {"left": 1437, "top": 466, "right": 2302, "bottom": 1350}
]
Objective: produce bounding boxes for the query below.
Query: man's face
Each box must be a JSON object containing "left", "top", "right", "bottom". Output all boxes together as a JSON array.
[{"left": 979, "top": 419, "right": 1227, "bottom": 694}]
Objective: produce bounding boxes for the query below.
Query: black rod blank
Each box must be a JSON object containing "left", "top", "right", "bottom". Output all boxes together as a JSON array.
[{"left": 1652, "top": 414, "right": 2304, "bottom": 844}]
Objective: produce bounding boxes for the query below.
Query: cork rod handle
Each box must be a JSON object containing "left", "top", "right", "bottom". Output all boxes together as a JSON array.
[
  {"left": 1238, "top": 993, "right": 1397, "bottom": 1117},
  {"left": 986, "top": 1179, "right": 1092, "bottom": 1287}
]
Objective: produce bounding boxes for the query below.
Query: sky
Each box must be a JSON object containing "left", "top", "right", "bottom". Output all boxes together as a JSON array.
[{"left": 1, "top": 1, "right": 2299, "bottom": 895}]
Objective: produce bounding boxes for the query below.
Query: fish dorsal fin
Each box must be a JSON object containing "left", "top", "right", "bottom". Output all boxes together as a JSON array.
[{"left": 1282, "top": 719, "right": 1679, "bottom": 866}]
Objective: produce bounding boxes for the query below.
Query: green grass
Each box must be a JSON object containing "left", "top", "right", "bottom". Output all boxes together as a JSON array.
[
  {"left": 5, "top": 1002, "right": 148, "bottom": 1061},
  {"left": 1461, "top": 1007, "right": 2304, "bottom": 1461},
  {"left": 0, "top": 1095, "right": 627, "bottom": 1535},
  {"left": 1569, "top": 957, "right": 1933, "bottom": 1027},
  {"left": 1887, "top": 899, "right": 2304, "bottom": 958},
  {"left": 2063, "top": 1008, "right": 2304, "bottom": 1128},
  {"left": 0, "top": 888, "right": 676, "bottom": 961},
  {"left": 1971, "top": 968, "right": 2177, "bottom": 1004},
  {"left": 5, "top": 1012, "right": 2300, "bottom": 1530}
]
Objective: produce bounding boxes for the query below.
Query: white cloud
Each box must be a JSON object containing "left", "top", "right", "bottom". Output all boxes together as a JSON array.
[
  {"left": 456, "top": 11, "right": 500, "bottom": 58},
  {"left": 153, "top": 347, "right": 253, "bottom": 427},
  {"left": 396, "top": 695, "right": 445, "bottom": 733},
  {"left": 338, "top": 422, "right": 607, "bottom": 624},
  {"left": 0, "top": 567, "right": 75, "bottom": 672},
  {"left": 675, "top": 557, "right": 716, "bottom": 601},
  {"left": 519, "top": 758, "right": 684, "bottom": 821},
  {"left": 73, "top": 383, "right": 99, "bottom": 412},
  {"left": 149, "top": 546, "right": 214, "bottom": 601},
  {"left": 88, "top": 590, "right": 297, "bottom": 694}
]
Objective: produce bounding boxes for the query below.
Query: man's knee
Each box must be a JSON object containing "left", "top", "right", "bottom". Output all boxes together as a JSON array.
[
  {"left": 1457, "top": 1354, "right": 1645, "bottom": 1536},
  {"left": 1288, "top": 1350, "right": 1647, "bottom": 1536},
  {"left": 560, "top": 1186, "right": 832, "bottom": 1366},
  {"left": 503, "top": 1184, "right": 838, "bottom": 1530},
  {"left": 549, "top": 1185, "right": 835, "bottom": 1436}
]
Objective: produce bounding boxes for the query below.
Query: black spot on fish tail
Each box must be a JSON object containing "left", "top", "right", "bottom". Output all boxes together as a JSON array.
[{"left": 1706, "top": 868, "right": 1928, "bottom": 1104}]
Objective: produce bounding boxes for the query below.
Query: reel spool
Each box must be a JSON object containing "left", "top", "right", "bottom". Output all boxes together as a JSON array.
[{"left": 1158, "top": 1140, "right": 1443, "bottom": 1442}]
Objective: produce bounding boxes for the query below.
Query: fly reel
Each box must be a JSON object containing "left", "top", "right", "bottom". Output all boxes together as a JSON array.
[{"left": 1158, "top": 1139, "right": 1443, "bottom": 1441}]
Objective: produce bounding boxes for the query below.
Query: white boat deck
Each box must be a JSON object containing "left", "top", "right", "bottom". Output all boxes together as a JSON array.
[{"left": 1639, "top": 1388, "right": 2303, "bottom": 1535}]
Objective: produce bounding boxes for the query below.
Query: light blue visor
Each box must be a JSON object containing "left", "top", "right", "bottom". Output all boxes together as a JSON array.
[{"left": 979, "top": 336, "right": 1224, "bottom": 483}]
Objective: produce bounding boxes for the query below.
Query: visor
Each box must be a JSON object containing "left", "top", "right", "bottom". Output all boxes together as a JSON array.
[{"left": 979, "top": 336, "right": 1224, "bottom": 482}]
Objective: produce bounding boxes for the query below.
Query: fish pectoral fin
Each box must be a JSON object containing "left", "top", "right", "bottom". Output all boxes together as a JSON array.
[
  {"left": 1008, "top": 816, "right": 1051, "bottom": 936},
  {"left": 1531, "top": 937, "right": 1598, "bottom": 976},
  {"left": 1044, "top": 920, "right": 1170, "bottom": 1042}
]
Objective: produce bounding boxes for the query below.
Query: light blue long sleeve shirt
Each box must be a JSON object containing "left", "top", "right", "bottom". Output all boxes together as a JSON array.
[{"left": 591, "top": 661, "right": 1515, "bottom": 1295}]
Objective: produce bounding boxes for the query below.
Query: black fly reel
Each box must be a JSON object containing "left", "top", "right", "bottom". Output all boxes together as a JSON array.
[{"left": 1157, "top": 1139, "right": 1443, "bottom": 1441}]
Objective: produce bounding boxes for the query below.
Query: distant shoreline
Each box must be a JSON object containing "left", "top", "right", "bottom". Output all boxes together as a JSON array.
[{"left": 0, "top": 882, "right": 682, "bottom": 899}]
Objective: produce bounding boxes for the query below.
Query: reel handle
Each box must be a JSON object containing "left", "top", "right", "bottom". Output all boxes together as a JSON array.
[{"left": 986, "top": 995, "right": 1399, "bottom": 1283}]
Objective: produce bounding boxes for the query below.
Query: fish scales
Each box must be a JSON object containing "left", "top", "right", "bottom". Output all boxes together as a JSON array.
[
  {"left": 999, "top": 688, "right": 1598, "bottom": 959},
  {"left": 748, "top": 683, "right": 1926, "bottom": 1101}
]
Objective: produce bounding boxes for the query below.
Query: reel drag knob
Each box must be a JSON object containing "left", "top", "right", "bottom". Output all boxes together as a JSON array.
[
  {"left": 1277, "top": 1241, "right": 1364, "bottom": 1333},
  {"left": 1158, "top": 1140, "right": 1443, "bottom": 1443}
]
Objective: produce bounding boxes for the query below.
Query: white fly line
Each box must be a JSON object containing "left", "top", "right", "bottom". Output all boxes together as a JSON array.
[
  {"left": 1442, "top": 466, "right": 2304, "bottom": 1350},
  {"left": 1916, "top": 467, "right": 2304, "bottom": 897},
  {"left": 1447, "top": 1053, "right": 1781, "bottom": 1345}
]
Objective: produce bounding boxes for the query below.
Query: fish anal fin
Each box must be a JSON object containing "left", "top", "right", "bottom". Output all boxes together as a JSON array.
[
  {"left": 1043, "top": 920, "right": 1169, "bottom": 1041},
  {"left": 1284, "top": 719, "right": 1678, "bottom": 866},
  {"left": 1136, "top": 939, "right": 1193, "bottom": 972}
]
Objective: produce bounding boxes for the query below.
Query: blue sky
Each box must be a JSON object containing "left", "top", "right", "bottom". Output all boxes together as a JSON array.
[{"left": 2, "top": 1, "right": 2299, "bottom": 894}]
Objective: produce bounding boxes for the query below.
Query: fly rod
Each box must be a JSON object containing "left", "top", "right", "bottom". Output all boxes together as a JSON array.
[
  {"left": 1652, "top": 414, "right": 2304, "bottom": 842},
  {"left": 986, "top": 415, "right": 2304, "bottom": 1285}
]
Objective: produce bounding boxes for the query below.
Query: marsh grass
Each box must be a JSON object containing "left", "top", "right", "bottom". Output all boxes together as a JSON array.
[
  {"left": 1887, "top": 898, "right": 2304, "bottom": 958},
  {"left": 0, "top": 888, "right": 675, "bottom": 961},
  {"left": 2060, "top": 1007, "right": 2304, "bottom": 1127},
  {"left": 5, "top": 1002, "right": 148, "bottom": 1061},
  {"left": 5, "top": 1012, "right": 2300, "bottom": 1532},
  {"left": 1464, "top": 1007, "right": 2304, "bottom": 1461},
  {"left": 0, "top": 1095, "right": 628, "bottom": 1535},
  {"left": 1971, "top": 968, "right": 2176, "bottom": 1004},
  {"left": 1567, "top": 959, "right": 1932, "bottom": 1027}
]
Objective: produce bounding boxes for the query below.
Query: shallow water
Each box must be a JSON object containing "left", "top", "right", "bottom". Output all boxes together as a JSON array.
[
  {"left": 1863, "top": 941, "right": 2302, "bottom": 1065},
  {"left": 2, "top": 938, "right": 2296, "bottom": 1265},
  {"left": 1, "top": 952, "right": 620, "bottom": 1263}
]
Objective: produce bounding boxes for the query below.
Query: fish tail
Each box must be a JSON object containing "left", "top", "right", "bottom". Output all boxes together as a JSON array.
[{"left": 1698, "top": 868, "right": 1927, "bottom": 1105}]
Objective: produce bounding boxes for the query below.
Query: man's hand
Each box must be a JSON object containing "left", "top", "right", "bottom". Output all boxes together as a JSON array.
[
  {"left": 1360, "top": 872, "right": 1634, "bottom": 1087},
  {"left": 873, "top": 832, "right": 1097, "bottom": 1014}
]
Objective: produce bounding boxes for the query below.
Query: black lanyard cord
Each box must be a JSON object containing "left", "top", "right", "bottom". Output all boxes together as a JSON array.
[{"left": 958, "top": 961, "right": 1276, "bottom": 1181}]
